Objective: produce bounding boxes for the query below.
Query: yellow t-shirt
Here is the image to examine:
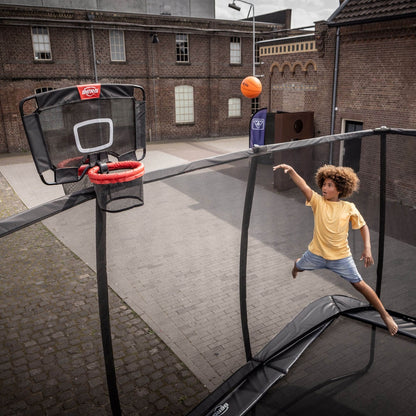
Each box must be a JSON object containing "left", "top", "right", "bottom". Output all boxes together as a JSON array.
[{"left": 306, "top": 191, "right": 366, "bottom": 260}]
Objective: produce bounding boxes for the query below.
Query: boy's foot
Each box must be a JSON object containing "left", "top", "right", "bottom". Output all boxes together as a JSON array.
[
  {"left": 292, "top": 259, "right": 302, "bottom": 279},
  {"left": 383, "top": 315, "right": 399, "bottom": 336}
]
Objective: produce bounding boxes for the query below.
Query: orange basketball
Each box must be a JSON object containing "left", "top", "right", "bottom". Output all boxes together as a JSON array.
[{"left": 240, "top": 76, "right": 262, "bottom": 98}]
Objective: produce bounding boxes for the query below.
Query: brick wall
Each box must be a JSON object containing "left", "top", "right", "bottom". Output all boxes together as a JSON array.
[
  {"left": 334, "top": 19, "right": 416, "bottom": 208},
  {"left": 260, "top": 17, "right": 416, "bottom": 241},
  {"left": 0, "top": 6, "right": 280, "bottom": 152}
]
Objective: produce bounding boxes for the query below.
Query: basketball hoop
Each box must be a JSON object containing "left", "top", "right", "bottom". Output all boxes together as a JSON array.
[{"left": 88, "top": 161, "right": 145, "bottom": 212}]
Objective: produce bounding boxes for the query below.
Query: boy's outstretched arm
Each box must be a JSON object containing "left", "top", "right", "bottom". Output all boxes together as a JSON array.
[
  {"left": 359, "top": 224, "right": 374, "bottom": 268},
  {"left": 273, "top": 164, "right": 313, "bottom": 201}
]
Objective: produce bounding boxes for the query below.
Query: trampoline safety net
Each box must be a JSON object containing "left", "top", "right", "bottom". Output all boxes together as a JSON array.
[{"left": 0, "top": 128, "right": 415, "bottom": 416}]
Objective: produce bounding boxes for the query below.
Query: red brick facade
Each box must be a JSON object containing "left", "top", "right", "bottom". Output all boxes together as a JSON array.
[
  {"left": 260, "top": 16, "right": 416, "bottom": 243},
  {"left": 0, "top": 5, "right": 281, "bottom": 153},
  {"left": 1, "top": 5, "right": 416, "bottom": 220}
]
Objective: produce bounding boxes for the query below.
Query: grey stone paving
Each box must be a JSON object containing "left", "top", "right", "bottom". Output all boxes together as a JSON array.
[
  {"left": 0, "top": 174, "right": 208, "bottom": 415},
  {"left": 1, "top": 137, "right": 415, "bottom": 414}
]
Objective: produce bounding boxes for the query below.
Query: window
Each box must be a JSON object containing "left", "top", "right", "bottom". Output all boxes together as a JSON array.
[
  {"left": 109, "top": 30, "right": 126, "bottom": 62},
  {"left": 230, "top": 37, "right": 241, "bottom": 64},
  {"left": 228, "top": 98, "right": 241, "bottom": 118},
  {"left": 32, "top": 27, "right": 52, "bottom": 61},
  {"left": 35, "top": 87, "right": 54, "bottom": 94},
  {"left": 251, "top": 97, "right": 259, "bottom": 115},
  {"left": 175, "top": 85, "right": 194, "bottom": 123},
  {"left": 176, "top": 34, "right": 189, "bottom": 62}
]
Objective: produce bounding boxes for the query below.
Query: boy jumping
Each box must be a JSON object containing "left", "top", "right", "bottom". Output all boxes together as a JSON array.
[{"left": 273, "top": 163, "right": 398, "bottom": 336}]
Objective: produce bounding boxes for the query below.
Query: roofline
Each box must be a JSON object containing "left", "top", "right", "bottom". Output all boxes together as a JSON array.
[
  {"left": 328, "top": 11, "right": 416, "bottom": 27},
  {"left": 0, "top": 3, "right": 279, "bottom": 33},
  {"left": 0, "top": 14, "right": 278, "bottom": 36},
  {"left": 326, "top": 0, "right": 351, "bottom": 23},
  {"left": 257, "top": 33, "right": 314, "bottom": 45},
  {"left": 327, "top": 0, "right": 416, "bottom": 28}
]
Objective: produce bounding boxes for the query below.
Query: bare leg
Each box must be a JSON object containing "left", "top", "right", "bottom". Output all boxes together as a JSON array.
[
  {"left": 351, "top": 281, "right": 398, "bottom": 336},
  {"left": 292, "top": 258, "right": 303, "bottom": 279}
]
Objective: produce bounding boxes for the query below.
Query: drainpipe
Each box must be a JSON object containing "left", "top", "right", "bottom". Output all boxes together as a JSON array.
[
  {"left": 88, "top": 13, "right": 98, "bottom": 83},
  {"left": 151, "top": 35, "right": 159, "bottom": 141},
  {"left": 329, "top": 26, "right": 340, "bottom": 164}
]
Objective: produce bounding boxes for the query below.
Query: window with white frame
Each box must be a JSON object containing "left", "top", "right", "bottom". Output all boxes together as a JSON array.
[
  {"left": 32, "top": 27, "right": 52, "bottom": 61},
  {"left": 230, "top": 37, "right": 241, "bottom": 64},
  {"left": 228, "top": 98, "right": 241, "bottom": 118},
  {"left": 175, "top": 85, "right": 194, "bottom": 123},
  {"left": 176, "top": 33, "right": 189, "bottom": 62},
  {"left": 109, "top": 30, "right": 126, "bottom": 62}
]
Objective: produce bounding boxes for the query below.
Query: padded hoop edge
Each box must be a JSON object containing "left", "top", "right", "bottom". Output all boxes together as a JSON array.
[{"left": 88, "top": 161, "right": 145, "bottom": 184}]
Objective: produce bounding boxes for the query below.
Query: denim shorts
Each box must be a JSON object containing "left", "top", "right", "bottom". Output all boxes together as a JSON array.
[{"left": 296, "top": 250, "right": 363, "bottom": 283}]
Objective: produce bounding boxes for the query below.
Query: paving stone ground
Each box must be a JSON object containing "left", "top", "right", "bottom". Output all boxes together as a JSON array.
[
  {"left": 0, "top": 173, "right": 209, "bottom": 415},
  {"left": 1, "top": 137, "right": 415, "bottom": 415}
]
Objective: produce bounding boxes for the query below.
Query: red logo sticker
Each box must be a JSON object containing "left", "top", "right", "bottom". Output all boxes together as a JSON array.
[{"left": 77, "top": 84, "right": 101, "bottom": 100}]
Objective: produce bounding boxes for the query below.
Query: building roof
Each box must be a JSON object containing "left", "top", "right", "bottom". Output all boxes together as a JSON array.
[
  {"left": 257, "top": 33, "right": 314, "bottom": 46},
  {"left": 327, "top": 0, "right": 416, "bottom": 26},
  {"left": 250, "top": 10, "right": 292, "bottom": 27}
]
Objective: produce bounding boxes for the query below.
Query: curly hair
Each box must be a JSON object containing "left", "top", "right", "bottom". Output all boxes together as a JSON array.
[{"left": 315, "top": 165, "right": 360, "bottom": 198}]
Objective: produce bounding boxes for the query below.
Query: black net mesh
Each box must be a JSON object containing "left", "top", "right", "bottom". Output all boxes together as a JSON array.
[
  {"left": 0, "top": 131, "right": 415, "bottom": 415},
  {"left": 39, "top": 98, "right": 136, "bottom": 168},
  {"left": 20, "top": 85, "right": 146, "bottom": 189},
  {"left": 252, "top": 317, "right": 415, "bottom": 416},
  {"left": 93, "top": 175, "right": 144, "bottom": 213}
]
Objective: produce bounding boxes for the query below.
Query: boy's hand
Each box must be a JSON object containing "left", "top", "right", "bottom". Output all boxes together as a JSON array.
[
  {"left": 273, "top": 163, "right": 312, "bottom": 201},
  {"left": 273, "top": 163, "right": 293, "bottom": 173},
  {"left": 360, "top": 251, "right": 374, "bottom": 268}
]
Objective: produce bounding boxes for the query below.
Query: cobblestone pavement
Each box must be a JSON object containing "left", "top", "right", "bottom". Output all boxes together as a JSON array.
[
  {"left": 1, "top": 137, "right": 415, "bottom": 415},
  {"left": 0, "top": 172, "right": 209, "bottom": 415}
]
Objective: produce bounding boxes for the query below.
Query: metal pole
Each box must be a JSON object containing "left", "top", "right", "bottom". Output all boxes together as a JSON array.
[
  {"left": 91, "top": 28, "right": 98, "bottom": 83},
  {"left": 251, "top": 4, "right": 255, "bottom": 76},
  {"left": 151, "top": 41, "right": 158, "bottom": 141},
  {"left": 87, "top": 14, "right": 98, "bottom": 83},
  {"left": 329, "top": 27, "right": 340, "bottom": 164},
  {"left": 376, "top": 130, "right": 387, "bottom": 297},
  {"left": 239, "top": 156, "right": 258, "bottom": 361},
  {"left": 96, "top": 201, "right": 121, "bottom": 415},
  {"left": 229, "top": 0, "right": 255, "bottom": 76}
]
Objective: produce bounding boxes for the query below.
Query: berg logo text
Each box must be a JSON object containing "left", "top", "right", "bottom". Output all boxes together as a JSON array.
[
  {"left": 211, "top": 403, "right": 229, "bottom": 416},
  {"left": 77, "top": 84, "right": 101, "bottom": 100}
]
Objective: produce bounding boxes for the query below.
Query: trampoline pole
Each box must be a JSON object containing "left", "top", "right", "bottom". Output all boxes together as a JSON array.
[
  {"left": 376, "top": 131, "right": 387, "bottom": 298},
  {"left": 96, "top": 201, "right": 122, "bottom": 415},
  {"left": 239, "top": 156, "right": 258, "bottom": 362}
]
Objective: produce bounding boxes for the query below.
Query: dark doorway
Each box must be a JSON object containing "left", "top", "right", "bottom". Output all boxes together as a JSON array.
[{"left": 343, "top": 120, "right": 363, "bottom": 172}]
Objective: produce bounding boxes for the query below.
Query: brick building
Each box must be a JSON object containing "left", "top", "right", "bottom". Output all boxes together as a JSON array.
[
  {"left": 260, "top": 0, "right": 416, "bottom": 243},
  {"left": 0, "top": 3, "right": 285, "bottom": 153}
]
